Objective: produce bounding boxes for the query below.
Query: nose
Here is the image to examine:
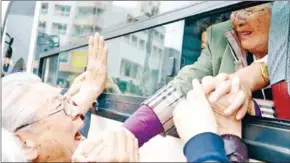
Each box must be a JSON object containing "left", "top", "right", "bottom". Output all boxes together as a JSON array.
[{"left": 74, "top": 115, "right": 85, "bottom": 130}]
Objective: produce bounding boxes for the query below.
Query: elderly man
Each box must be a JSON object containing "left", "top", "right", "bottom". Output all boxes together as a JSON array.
[
  {"left": 1, "top": 34, "right": 139, "bottom": 162},
  {"left": 111, "top": 3, "right": 274, "bottom": 162}
]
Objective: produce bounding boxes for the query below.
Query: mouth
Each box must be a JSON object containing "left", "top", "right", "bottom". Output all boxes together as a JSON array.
[
  {"left": 238, "top": 31, "right": 252, "bottom": 38},
  {"left": 74, "top": 131, "right": 85, "bottom": 146}
]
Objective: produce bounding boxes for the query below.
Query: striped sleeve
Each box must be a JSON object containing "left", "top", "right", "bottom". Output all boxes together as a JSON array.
[{"left": 142, "top": 84, "right": 185, "bottom": 134}]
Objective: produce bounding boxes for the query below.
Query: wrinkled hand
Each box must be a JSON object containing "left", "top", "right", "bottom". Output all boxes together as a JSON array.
[
  {"left": 213, "top": 111, "right": 242, "bottom": 137},
  {"left": 201, "top": 73, "right": 252, "bottom": 120},
  {"left": 65, "top": 33, "right": 108, "bottom": 98},
  {"left": 72, "top": 127, "right": 139, "bottom": 162},
  {"left": 173, "top": 79, "right": 217, "bottom": 142}
]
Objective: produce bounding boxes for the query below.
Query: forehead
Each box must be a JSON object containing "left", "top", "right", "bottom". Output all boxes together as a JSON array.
[
  {"left": 232, "top": 3, "right": 270, "bottom": 14},
  {"left": 20, "top": 83, "right": 62, "bottom": 114}
]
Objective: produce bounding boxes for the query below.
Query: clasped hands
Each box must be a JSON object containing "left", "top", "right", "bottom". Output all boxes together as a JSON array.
[{"left": 174, "top": 73, "right": 252, "bottom": 142}]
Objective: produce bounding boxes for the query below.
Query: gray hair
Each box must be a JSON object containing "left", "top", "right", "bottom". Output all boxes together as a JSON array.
[
  {"left": 2, "top": 72, "right": 42, "bottom": 132},
  {"left": 2, "top": 128, "right": 28, "bottom": 162}
]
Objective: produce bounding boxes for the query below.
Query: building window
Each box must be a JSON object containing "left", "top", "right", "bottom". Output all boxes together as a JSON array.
[
  {"left": 41, "top": 3, "right": 48, "bottom": 14},
  {"left": 132, "top": 35, "right": 138, "bottom": 47},
  {"left": 160, "top": 34, "right": 164, "bottom": 41},
  {"left": 158, "top": 48, "right": 163, "bottom": 55},
  {"left": 52, "top": 23, "right": 67, "bottom": 35},
  {"left": 38, "top": 21, "right": 46, "bottom": 28},
  {"left": 123, "top": 35, "right": 130, "bottom": 44},
  {"left": 139, "top": 39, "right": 145, "bottom": 50},
  {"left": 55, "top": 5, "right": 71, "bottom": 17},
  {"left": 152, "top": 45, "right": 158, "bottom": 54},
  {"left": 72, "top": 25, "right": 100, "bottom": 38}
]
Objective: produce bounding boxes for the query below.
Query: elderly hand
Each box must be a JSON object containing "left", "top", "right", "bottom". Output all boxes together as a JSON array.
[
  {"left": 201, "top": 73, "right": 252, "bottom": 120},
  {"left": 173, "top": 79, "right": 217, "bottom": 142},
  {"left": 72, "top": 127, "right": 139, "bottom": 162},
  {"left": 65, "top": 33, "right": 108, "bottom": 114},
  {"left": 65, "top": 33, "right": 108, "bottom": 99}
]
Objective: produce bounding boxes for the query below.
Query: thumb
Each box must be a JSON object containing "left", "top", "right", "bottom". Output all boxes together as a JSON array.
[{"left": 192, "top": 79, "right": 207, "bottom": 100}]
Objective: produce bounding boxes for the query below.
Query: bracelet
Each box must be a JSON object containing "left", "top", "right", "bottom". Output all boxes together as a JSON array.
[
  {"left": 247, "top": 100, "right": 255, "bottom": 116},
  {"left": 254, "top": 62, "right": 269, "bottom": 83}
]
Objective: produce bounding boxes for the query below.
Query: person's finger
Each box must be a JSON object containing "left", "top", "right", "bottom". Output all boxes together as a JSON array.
[
  {"left": 102, "top": 47, "right": 108, "bottom": 64},
  {"left": 215, "top": 73, "right": 230, "bottom": 83},
  {"left": 93, "top": 33, "right": 100, "bottom": 60},
  {"left": 132, "top": 138, "right": 139, "bottom": 162},
  {"left": 192, "top": 79, "right": 208, "bottom": 100},
  {"left": 116, "top": 129, "right": 127, "bottom": 162},
  {"left": 88, "top": 36, "right": 94, "bottom": 61},
  {"left": 87, "top": 144, "right": 104, "bottom": 162},
  {"left": 98, "top": 36, "right": 105, "bottom": 59},
  {"left": 72, "top": 138, "right": 103, "bottom": 162},
  {"left": 208, "top": 80, "right": 232, "bottom": 103},
  {"left": 201, "top": 76, "right": 215, "bottom": 96},
  {"left": 186, "top": 90, "right": 195, "bottom": 101},
  {"left": 235, "top": 102, "right": 248, "bottom": 120},
  {"left": 230, "top": 76, "right": 240, "bottom": 94},
  {"left": 224, "top": 90, "right": 246, "bottom": 116}
]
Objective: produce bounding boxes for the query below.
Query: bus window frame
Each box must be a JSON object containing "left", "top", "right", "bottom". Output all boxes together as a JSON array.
[{"left": 37, "top": 1, "right": 290, "bottom": 162}]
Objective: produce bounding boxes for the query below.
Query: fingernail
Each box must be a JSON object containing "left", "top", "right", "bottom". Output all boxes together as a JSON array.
[{"left": 236, "top": 115, "right": 241, "bottom": 120}]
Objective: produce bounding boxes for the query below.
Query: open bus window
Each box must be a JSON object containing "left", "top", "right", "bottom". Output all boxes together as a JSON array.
[{"left": 181, "top": 2, "right": 290, "bottom": 121}]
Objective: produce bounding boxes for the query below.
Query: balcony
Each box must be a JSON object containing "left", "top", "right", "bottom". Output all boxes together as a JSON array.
[
  {"left": 76, "top": 1, "right": 105, "bottom": 9},
  {"left": 73, "top": 15, "right": 103, "bottom": 28}
]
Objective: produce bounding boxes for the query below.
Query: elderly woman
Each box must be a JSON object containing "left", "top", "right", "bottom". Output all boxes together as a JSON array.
[
  {"left": 200, "top": 1, "right": 290, "bottom": 120},
  {"left": 116, "top": 2, "right": 274, "bottom": 154},
  {"left": 1, "top": 34, "right": 139, "bottom": 162}
]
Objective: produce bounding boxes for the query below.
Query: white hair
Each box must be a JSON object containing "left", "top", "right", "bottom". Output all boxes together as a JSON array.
[
  {"left": 2, "top": 72, "right": 42, "bottom": 132},
  {"left": 2, "top": 128, "right": 28, "bottom": 162}
]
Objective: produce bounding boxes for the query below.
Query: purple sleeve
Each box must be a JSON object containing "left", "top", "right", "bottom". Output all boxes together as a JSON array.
[
  {"left": 123, "top": 105, "right": 164, "bottom": 147},
  {"left": 222, "top": 134, "right": 249, "bottom": 162},
  {"left": 253, "top": 100, "right": 262, "bottom": 117}
]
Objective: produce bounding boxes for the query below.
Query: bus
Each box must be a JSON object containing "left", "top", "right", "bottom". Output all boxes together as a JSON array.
[{"left": 2, "top": 1, "right": 290, "bottom": 162}]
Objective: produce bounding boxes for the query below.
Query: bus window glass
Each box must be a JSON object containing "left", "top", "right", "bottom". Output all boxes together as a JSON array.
[
  {"left": 32, "top": 1, "right": 197, "bottom": 73},
  {"left": 2, "top": 1, "right": 36, "bottom": 75},
  {"left": 46, "top": 20, "right": 184, "bottom": 97}
]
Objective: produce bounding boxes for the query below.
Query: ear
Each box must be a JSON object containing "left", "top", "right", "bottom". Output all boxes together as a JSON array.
[{"left": 14, "top": 132, "right": 38, "bottom": 161}]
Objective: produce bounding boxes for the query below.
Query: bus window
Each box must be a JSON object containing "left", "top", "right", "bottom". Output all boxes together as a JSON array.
[
  {"left": 32, "top": 1, "right": 198, "bottom": 73},
  {"left": 2, "top": 1, "right": 36, "bottom": 75},
  {"left": 43, "top": 20, "right": 184, "bottom": 98}
]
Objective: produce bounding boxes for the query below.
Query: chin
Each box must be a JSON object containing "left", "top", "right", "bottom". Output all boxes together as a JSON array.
[{"left": 241, "top": 41, "right": 256, "bottom": 52}]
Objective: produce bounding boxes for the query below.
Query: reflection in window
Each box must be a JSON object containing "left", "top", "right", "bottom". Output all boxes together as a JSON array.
[
  {"left": 42, "top": 20, "right": 184, "bottom": 97},
  {"left": 54, "top": 4, "right": 71, "bottom": 16},
  {"left": 52, "top": 23, "right": 67, "bottom": 35},
  {"left": 131, "top": 35, "right": 138, "bottom": 47},
  {"left": 34, "top": 1, "right": 196, "bottom": 72},
  {"left": 41, "top": 3, "right": 48, "bottom": 14},
  {"left": 139, "top": 39, "right": 145, "bottom": 50}
]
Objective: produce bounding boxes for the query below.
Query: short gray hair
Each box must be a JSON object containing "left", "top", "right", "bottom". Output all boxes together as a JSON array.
[
  {"left": 2, "top": 128, "right": 28, "bottom": 162},
  {"left": 2, "top": 72, "right": 42, "bottom": 132}
]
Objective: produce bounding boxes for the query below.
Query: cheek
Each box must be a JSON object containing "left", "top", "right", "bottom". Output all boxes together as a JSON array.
[{"left": 248, "top": 14, "right": 270, "bottom": 34}]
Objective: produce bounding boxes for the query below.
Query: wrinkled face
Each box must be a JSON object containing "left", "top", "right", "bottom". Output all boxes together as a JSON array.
[
  {"left": 15, "top": 83, "right": 84, "bottom": 162},
  {"left": 230, "top": 4, "right": 271, "bottom": 54}
]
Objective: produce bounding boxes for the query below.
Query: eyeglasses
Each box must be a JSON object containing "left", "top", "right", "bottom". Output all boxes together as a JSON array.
[{"left": 14, "top": 96, "right": 84, "bottom": 132}]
